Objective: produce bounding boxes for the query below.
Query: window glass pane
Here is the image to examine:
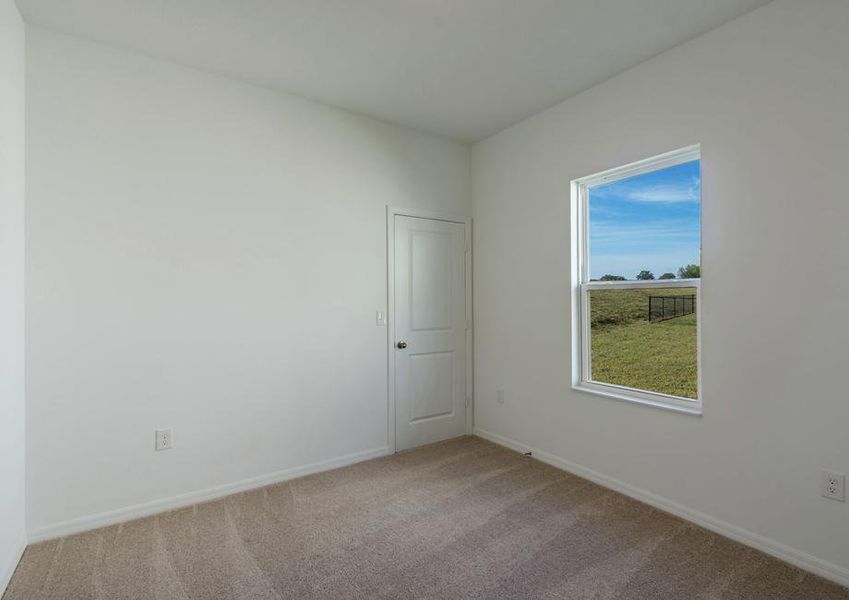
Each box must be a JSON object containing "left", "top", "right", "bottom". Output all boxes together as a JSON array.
[
  {"left": 589, "top": 160, "right": 700, "bottom": 281},
  {"left": 589, "top": 287, "right": 697, "bottom": 399}
]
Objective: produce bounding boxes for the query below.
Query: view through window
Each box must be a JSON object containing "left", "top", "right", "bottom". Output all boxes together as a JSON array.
[{"left": 576, "top": 147, "right": 701, "bottom": 405}]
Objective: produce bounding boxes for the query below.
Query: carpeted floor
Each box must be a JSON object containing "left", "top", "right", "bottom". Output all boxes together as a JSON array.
[{"left": 4, "top": 436, "right": 848, "bottom": 599}]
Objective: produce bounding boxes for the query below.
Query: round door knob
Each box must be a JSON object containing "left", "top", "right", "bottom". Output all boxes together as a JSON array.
[{"left": 396, "top": 341, "right": 407, "bottom": 349}]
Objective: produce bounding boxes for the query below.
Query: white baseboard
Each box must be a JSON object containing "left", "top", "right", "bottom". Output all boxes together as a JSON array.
[
  {"left": 0, "top": 538, "right": 27, "bottom": 597},
  {"left": 28, "top": 445, "right": 392, "bottom": 544},
  {"left": 473, "top": 427, "right": 849, "bottom": 589}
]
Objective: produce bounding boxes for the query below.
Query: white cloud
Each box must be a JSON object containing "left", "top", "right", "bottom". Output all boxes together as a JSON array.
[
  {"left": 625, "top": 178, "right": 700, "bottom": 204},
  {"left": 589, "top": 219, "right": 698, "bottom": 245},
  {"left": 592, "top": 176, "right": 700, "bottom": 204}
]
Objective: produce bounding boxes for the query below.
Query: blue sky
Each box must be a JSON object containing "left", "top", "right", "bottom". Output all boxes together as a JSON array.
[{"left": 589, "top": 160, "right": 701, "bottom": 280}]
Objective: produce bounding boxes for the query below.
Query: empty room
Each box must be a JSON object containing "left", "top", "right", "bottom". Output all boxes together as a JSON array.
[{"left": 2, "top": 0, "right": 848, "bottom": 598}]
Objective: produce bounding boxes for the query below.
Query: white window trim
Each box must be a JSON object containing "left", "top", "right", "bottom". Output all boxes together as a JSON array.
[{"left": 571, "top": 145, "right": 702, "bottom": 415}]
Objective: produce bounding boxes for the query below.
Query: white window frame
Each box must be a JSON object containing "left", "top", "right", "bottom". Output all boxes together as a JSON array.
[{"left": 571, "top": 145, "right": 702, "bottom": 415}]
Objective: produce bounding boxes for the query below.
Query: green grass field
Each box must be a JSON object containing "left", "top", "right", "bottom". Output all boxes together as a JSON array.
[{"left": 589, "top": 287, "right": 697, "bottom": 399}]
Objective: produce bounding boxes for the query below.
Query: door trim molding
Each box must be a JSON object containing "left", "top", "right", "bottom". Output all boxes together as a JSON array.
[{"left": 386, "top": 206, "right": 473, "bottom": 454}]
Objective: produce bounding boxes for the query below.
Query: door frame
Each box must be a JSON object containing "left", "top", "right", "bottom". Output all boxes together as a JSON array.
[{"left": 386, "top": 206, "right": 473, "bottom": 454}]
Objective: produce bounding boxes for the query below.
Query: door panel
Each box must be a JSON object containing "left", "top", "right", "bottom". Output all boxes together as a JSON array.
[
  {"left": 394, "top": 215, "right": 466, "bottom": 451},
  {"left": 410, "top": 231, "right": 453, "bottom": 330},
  {"left": 410, "top": 352, "right": 454, "bottom": 421}
]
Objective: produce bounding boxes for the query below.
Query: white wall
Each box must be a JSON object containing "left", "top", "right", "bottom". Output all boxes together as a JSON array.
[
  {"left": 0, "top": 0, "right": 27, "bottom": 592},
  {"left": 25, "top": 27, "right": 470, "bottom": 535},
  {"left": 472, "top": 0, "right": 849, "bottom": 584}
]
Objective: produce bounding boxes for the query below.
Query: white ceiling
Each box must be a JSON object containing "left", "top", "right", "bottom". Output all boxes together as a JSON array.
[{"left": 16, "top": 0, "right": 770, "bottom": 141}]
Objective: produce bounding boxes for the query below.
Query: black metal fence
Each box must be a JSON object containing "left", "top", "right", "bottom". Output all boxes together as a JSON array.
[{"left": 648, "top": 295, "right": 696, "bottom": 322}]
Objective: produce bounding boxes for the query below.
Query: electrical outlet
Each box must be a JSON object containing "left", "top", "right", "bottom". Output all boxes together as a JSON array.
[
  {"left": 496, "top": 389, "right": 505, "bottom": 405},
  {"left": 155, "top": 428, "right": 173, "bottom": 451},
  {"left": 821, "top": 470, "right": 845, "bottom": 502}
]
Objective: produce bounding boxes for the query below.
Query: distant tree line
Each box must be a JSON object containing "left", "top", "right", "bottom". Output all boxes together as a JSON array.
[{"left": 596, "top": 264, "right": 700, "bottom": 282}]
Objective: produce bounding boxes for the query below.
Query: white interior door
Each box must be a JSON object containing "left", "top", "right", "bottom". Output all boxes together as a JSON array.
[{"left": 393, "top": 215, "right": 467, "bottom": 452}]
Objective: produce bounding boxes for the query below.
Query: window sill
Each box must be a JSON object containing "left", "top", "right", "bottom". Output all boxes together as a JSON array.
[{"left": 572, "top": 382, "right": 702, "bottom": 416}]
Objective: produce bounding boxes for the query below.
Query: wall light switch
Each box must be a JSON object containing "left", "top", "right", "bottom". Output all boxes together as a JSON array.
[{"left": 376, "top": 311, "right": 386, "bottom": 326}]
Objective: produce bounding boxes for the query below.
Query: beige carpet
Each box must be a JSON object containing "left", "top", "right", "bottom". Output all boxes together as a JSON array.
[{"left": 5, "top": 436, "right": 848, "bottom": 599}]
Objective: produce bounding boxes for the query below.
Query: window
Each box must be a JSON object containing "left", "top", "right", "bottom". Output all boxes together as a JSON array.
[{"left": 572, "top": 146, "right": 701, "bottom": 414}]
